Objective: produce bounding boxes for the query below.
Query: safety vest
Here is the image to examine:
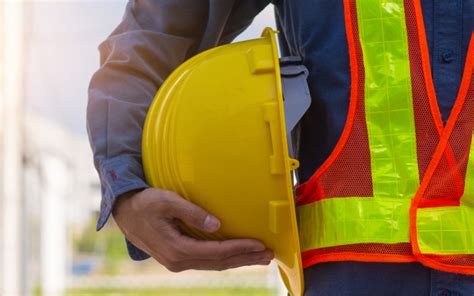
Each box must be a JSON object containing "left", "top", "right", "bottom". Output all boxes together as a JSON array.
[{"left": 296, "top": 0, "right": 474, "bottom": 274}]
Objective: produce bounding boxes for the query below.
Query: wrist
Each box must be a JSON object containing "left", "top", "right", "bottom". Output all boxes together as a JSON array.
[{"left": 113, "top": 189, "right": 144, "bottom": 218}]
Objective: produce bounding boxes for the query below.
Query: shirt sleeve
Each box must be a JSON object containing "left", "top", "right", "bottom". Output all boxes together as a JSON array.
[{"left": 87, "top": 0, "right": 271, "bottom": 260}]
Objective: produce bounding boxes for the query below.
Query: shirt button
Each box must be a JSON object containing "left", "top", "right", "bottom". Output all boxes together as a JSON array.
[{"left": 441, "top": 50, "right": 454, "bottom": 63}]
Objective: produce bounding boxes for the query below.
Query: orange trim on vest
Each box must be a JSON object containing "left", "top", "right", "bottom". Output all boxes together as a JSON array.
[
  {"left": 302, "top": 252, "right": 416, "bottom": 269},
  {"left": 301, "top": 243, "right": 416, "bottom": 268},
  {"left": 295, "top": 0, "right": 361, "bottom": 205},
  {"left": 410, "top": 34, "right": 474, "bottom": 274},
  {"left": 410, "top": 0, "right": 466, "bottom": 203},
  {"left": 297, "top": 0, "right": 372, "bottom": 206},
  {"left": 298, "top": 0, "right": 417, "bottom": 266},
  {"left": 412, "top": 0, "right": 443, "bottom": 133}
]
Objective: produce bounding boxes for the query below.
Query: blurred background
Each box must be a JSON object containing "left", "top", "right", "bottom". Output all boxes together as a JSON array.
[{"left": 0, "top": 1, "right": 282, "bottom": 295}]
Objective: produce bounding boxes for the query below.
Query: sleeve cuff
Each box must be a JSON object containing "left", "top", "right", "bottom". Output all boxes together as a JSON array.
[
  {"left": 126, "top": 239, "right": 151, "bottom": 260},
  {"left": 96, "top": 155, "right": 149, "bottom": 230},
  {"left": 95, "top": 155, "right": 152, "bottom": 260}
]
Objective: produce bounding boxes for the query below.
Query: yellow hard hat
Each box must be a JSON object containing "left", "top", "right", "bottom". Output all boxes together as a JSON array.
[{"left": 143, "top": 28, "right": 310, "bottom": 296}]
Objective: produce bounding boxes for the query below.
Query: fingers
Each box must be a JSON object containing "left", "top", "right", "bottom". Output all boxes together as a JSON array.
[
  {"left": 162, "top": 191, "right": 221, "bottom": 233},
  {"left": 165, "top": 249, "right": 274, "bottom": 272},
  {"left": 178, "top": 235, "right": 267, "bottom": 260},
  {"left": 114, "top": 188, "right": 275, "bottom": 273}
]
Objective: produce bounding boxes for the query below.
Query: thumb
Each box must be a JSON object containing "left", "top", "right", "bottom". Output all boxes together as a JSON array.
[{"left": 167, "top": 192, "right": 221, "bottom": 233}]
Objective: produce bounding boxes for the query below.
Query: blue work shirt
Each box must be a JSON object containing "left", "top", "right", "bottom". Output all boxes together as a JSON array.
[{"left": 87, "top": 0, "right": 474, "bottom": 295}]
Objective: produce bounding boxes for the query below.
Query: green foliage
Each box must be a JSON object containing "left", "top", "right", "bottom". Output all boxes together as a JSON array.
[
  {"left": 74, "top": 218, "right": 98, "bottom": 254},
  {"left": 103, "top": 224, "right": 129, "bottom": 275},
  {"left": 72, "top": 215, "right": 129, "bottom": 275}
]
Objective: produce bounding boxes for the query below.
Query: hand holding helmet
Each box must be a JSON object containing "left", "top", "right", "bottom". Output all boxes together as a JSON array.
[{"left": 113, "top": 188, "right": 274, "bottom": 272}]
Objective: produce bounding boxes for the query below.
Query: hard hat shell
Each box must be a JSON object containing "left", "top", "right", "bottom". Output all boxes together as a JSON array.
[{"left": 143, "top": 28, "right": 303, "bottom": 296}]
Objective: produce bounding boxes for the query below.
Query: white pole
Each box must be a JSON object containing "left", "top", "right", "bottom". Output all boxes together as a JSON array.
[
  {"left": 40, "top": 155, "right": 68, "bottom": 296},
  {"left": 1, "top": 1, "right": 25, "bottom": 295}
]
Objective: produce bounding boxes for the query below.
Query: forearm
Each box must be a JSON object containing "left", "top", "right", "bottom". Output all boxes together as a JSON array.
[{"left": 87, "top": 1, "right": 206, "bottom": 231}]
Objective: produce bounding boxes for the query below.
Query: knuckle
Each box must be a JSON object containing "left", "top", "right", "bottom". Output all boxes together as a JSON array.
[
  {"left": 155, "top": 193, "right": 174, "bottom": 212},
  {"left": 163, "top": 190, "right": 179, "bottom": 202},
  {"left": 160, "top": 190, "right": 171, "bottom": 199}
]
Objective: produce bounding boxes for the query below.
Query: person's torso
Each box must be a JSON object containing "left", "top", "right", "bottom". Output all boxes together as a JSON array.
[
  {"left": 274, "top": 0, "right": 473, "bottom": 183},
  {"left": 273, "top": 1, "right": 474, "bottom": 294}
]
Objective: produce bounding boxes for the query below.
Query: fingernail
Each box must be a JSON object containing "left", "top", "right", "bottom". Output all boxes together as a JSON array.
[{"left": 204, "top": 215, "right": 220, "bottom": 232}]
